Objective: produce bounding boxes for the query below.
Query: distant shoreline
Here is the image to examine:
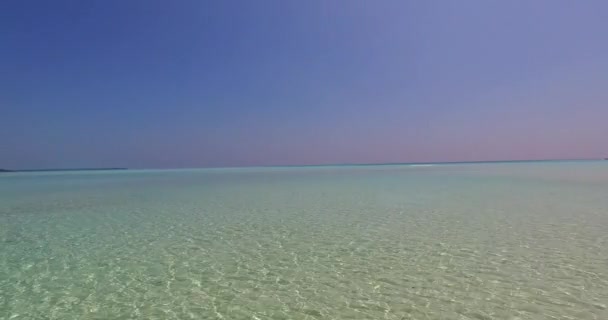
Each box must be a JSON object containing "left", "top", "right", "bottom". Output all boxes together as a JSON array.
[
  {"left": 235, "top": 158, "right": 603, "bottom": 169},
  {"left": 1, "top": 158, "right": 606, "bottom": 173},
  {"left": 0, "top": 168, "right": 127, "bottom": 173}
]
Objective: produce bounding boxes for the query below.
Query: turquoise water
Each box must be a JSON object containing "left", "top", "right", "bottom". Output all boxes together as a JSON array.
[{"left": 1, "top": 162, "right": 608, "bottom": 319}]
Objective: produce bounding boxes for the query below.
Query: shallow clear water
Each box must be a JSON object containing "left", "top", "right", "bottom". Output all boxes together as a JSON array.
[{"left": 1, "top": 162, "right": 608, "bottom": 319}]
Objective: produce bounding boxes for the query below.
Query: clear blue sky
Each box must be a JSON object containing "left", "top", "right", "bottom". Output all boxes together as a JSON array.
[{"left": 2, "top": 1, "right": 607, "bottom": 169}]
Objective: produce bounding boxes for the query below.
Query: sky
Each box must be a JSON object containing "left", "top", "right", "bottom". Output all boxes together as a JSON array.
[{"left": 1, "top": 1, "right": 608, "bottom": 169}]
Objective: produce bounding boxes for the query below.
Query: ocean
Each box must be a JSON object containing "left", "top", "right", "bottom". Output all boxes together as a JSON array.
[{"left": 1, "top": 161, "right": 607, "bottom": 319}]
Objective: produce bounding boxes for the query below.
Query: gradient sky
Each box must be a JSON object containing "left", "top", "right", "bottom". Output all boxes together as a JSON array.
[{"left": 2, "top": 1, "right": 608, "bottom": 169}]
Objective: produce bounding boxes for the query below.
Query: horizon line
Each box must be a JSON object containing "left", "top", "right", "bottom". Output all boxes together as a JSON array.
[{"left": 2, "top": 158, "right": 605, "bottom": 172}]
